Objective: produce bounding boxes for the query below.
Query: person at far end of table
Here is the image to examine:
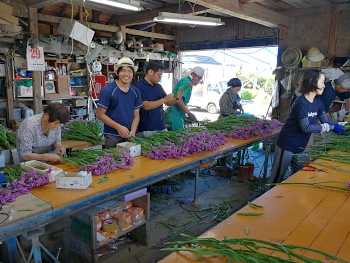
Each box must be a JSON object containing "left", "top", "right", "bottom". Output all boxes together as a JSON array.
[
  {"left": 96, "top": 57, "right": 143, "bottom": 149},
  {"left": 167, "top": 67, "right": 204, "bottom": 131},
  {"left": 316, "top": 72, "right": 350, "bottom": 123},
  {"left": 268, "top": 69, "right": 345, "bottom": 187},
  {"left": 135, "top": 61, "right": 183, "bottom": 138},
  {"left": 17, "top": 102, "right": 70, "bottom": 163}
]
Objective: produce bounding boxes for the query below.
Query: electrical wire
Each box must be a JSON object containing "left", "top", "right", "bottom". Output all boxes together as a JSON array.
[
  {"left": 0, "top": 213, "right": 9, "bottom": 225},
  {"left": 83, "top": 0, "right": 90, "bottom": 56},
  {"left": 70, "top": 0, "right": 75, "bottom": 55}
]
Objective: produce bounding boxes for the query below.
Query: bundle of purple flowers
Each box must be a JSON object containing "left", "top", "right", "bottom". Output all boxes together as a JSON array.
[
  {"left": 83, "top": 148, "right": 134, "bottom": 176},
  {"left": 223, "top": 119, "right": 282, "bottom": 140},
  {"left": 144, "top": 130, "right": 227, "bottom": 160},
  {"left": 0, "top": 169, "right": 51, "bottom": 205}
]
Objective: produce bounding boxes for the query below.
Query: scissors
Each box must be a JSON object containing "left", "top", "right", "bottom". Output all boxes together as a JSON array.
[{"left": 302, "top": 164, "right": 327, "bottom": 172}]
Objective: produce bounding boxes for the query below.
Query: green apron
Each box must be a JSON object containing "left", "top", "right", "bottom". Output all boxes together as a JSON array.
[{"left": 167, "top": 76, "right": 193, "bottom": 131}]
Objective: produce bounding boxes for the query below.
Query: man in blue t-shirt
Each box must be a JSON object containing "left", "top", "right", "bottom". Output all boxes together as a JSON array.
[
  {"left": 97, "top": 57, "right": 143, "bottom": 148},
  {"left": 316, "top": 73, "right": 350, "bottom": 120},
  {"left": 135, "top": 61, "right": 182, "bottom": 138}
]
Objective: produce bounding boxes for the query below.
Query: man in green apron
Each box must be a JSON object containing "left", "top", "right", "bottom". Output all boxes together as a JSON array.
[{"left": 167, "top": 67, "right": 204, "bottom": 131}]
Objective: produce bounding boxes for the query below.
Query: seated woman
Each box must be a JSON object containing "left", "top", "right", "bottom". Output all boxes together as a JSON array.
[
  {"left": 17, "top": 103, "right": 70, "bottom": 163},
  {"left": 219, "top": 78, "right": 244, "bottom": 118},
  {"left": 217, "top": 78, "right": 246, "bottom": 177},
  {"left": 268, "top": 69, "right": 345, "bottom": 186}
]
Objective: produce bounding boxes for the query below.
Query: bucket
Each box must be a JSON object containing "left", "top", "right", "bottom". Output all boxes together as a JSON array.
[
  {"left": 11, "top": 149, "right": 20, "bottom": 165},
  {"left": 344, "top": 115, "right": 350, "bottom": 123},
  {"left": 2, "top": 150, "right": 10, "bottom": 164},
  {"left": 0, "top": 153, "right": 5, "bottom": 167}
]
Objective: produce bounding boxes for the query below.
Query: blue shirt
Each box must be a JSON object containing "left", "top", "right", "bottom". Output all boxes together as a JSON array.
[
  {"left": 135, "top": 78, "right": 167, "bottom": 132},
  {"left": 316, "top": 80, "right": 350, "bottom": 112},
  {"left": 97, "top": 81, "right": 143, "bottom": 137},
  {"left": 276, "top": 96, "right": 324, "bottom": 153}
]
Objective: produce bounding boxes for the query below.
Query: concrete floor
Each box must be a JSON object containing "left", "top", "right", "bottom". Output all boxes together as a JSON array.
[{"left": 99, "top": 147, "right": 273, "bottom": 263}]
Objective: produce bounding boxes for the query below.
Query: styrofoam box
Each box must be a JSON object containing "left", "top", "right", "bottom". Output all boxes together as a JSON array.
[
  {"left": 116, "top": 142, "right": 141, "bottom": 157},
  {"left": 118, "top": 188, "right": 147, "bottom": 202},
  {"left": 57, "top": 18, "right": 94, "bottom": 46},
  {"left": 56, "top": 172, "right": 92, "bottom": 189},
  {"left": 20, "top": 160, "right": 63, "bottom": 182}
]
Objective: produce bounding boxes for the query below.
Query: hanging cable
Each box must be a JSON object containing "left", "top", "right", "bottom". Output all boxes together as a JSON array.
[
  {"left": 83, "top": 0, "right": 90, "bottom": 57},
  {"left": 70, "top": 0, "right": 75, "bottom": 55}
]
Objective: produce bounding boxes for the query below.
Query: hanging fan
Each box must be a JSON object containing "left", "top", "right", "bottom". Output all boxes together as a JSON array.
[{"left": 281, "top": 47, "right": 302, "bottom": 68}]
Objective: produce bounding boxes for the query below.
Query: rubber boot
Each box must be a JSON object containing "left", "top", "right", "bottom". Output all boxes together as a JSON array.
[
  {"left": 246, "top": 162, "right": 255, "bottom": 181},
  {"left": 230, "top": 165, "right": 248, "bottom": 182}
]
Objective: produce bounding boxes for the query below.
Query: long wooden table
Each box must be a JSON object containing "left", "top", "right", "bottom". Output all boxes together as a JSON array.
[
  {"left": 61, "top": 140, "right": 105, "bottom": 151},
  {"left": 160, "top": 150, "right": 350, "bottom": 263},
  {"left": 1, "top": 130, "right": 279, "bottom": 262}
]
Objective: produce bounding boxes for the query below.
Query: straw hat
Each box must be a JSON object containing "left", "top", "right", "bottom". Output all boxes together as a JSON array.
[
  {"left": 114, "top": 57, "right": 138, "bottom": 72},
  {"left": 307, "top": 47, "right": 325, "bottom": 62}
]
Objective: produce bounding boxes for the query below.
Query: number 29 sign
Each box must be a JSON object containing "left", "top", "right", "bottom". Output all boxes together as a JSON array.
[{"left": 26, "top": 46, "right": 45, "bottom": 71}]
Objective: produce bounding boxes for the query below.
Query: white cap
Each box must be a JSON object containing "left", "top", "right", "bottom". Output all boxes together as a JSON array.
[{"left": 190, "top": 67, "right": 204, "bottom": 77}]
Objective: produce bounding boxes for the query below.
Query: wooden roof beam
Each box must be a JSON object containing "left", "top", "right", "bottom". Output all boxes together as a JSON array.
[
  {"left": 58, "top": 3, "right": 68, "bottom": 17},
  {"left": 186, "top": 0, "right": 289, "bottom": 28},
  {"left": 282, "top": 3, "right": 350, "bottom": 16},
  {"left": 117, "top": 3, "right": 209, "bottom": 26},
  {"left": 25, "top": 0, "right": 61, "bottom": 9}
]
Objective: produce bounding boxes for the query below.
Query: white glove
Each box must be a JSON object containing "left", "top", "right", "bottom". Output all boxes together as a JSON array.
[
  {"left": 320, "top": 123, "right": 330, "bottom": 133},
  {"left": 338, "top": 122, "right": 348, "bottom": 127}
]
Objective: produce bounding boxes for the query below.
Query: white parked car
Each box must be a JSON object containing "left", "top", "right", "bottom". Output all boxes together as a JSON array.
[{"left": 187, "top": 81, "right": 228, "bottom": 114}]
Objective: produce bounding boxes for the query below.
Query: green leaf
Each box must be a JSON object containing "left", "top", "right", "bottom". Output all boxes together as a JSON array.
[
  {"left": 309, "top": 175, "right": 317, "bottom": 179},
  {"left": 17, "top": 209, "right": 33, "bottom": 212},
  {"left": 274, "top": 196, "right": 283, "bottom": 198},
  {"left": 37, "top": 201, "right": 52, "bottom": 207},
  {"left": 236, "top": 213, "right": 264, "bottom": 216},
  {"left": 245, "top": 227, "right": 249, "bottom": 235},
  {"left": 247, "top": 201, "right": 263, "bottom": 209}
]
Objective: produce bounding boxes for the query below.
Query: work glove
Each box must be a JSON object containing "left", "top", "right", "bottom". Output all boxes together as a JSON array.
[
  {"left": 338, "top": 122, "right": 348, "bottom": 126},
  {"left": 320, "top": 123, "right": 330, "bottom": 133},
  {"left": 187, "top": 112, "right": 197, "bottom": 122},
  {"left": 330, "top": 123, "right": 346, "bottom": 134}
]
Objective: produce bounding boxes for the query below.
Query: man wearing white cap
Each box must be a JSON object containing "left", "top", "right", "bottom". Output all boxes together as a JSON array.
[
  {"left": 316, "top": 73, "right": 350, "bottom": 120},
  {"left": 97, "top": 57, "right": 143, "bottom": 148},
  {"left": 167, "top": 67, "right": 204, "bottom": 131}
]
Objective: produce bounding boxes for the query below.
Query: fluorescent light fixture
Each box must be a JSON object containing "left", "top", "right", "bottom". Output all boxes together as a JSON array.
[
  {"left": 88, "top": 0, "right": 143, "bottom": 11},
  {"left": 153, "top": 12, "right": 225, "bottom": 26}
]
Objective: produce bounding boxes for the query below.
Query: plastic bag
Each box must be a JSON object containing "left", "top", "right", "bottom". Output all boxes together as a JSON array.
[
  {"left": 109, "top": 206, "right": 122, "bottom": 218},
  {"left": 105, "top": 235, "right": 131, "bottom": 250},
  {"left": 120, "top": 223, "right": 132, "bottom": 232},
  {"left": 115, "top": 211, "right": 131, "bottom": 225},
  {"left": 129, "top": 207, "right": 144, "bottom": 220},
  {"left": 2, "top": 205, "right": 16, "bottom": 221},
  {"left": 272, "top": 80, "right": 279, "bottom": 109},
  {"left": 122, "top": 201, "right": 133, "bottom": 211},
  {"left": 95, "top": 215, "right": 102, "bottom": 231},
  {"left": 98, "top": 211, "right": 110, "bottom": 221}
]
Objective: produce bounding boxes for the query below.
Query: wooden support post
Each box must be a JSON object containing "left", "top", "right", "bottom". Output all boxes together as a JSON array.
[
  {"left": 92, "top": 10, "right": 100, "bottom": 36},
  {"left": 163, "top": 24, "right": 168, "bottom": 51},
  {"left": 276, "top": 27, "right": 286, "bottom": 66},
  {"left": 327, "top": 11, "right": 340, "bottom": 58},
  {"left": 79, "top": 6, "right": 83, "bottom": 21},
  {"left": 29, "top": 7, "right": 42, "bottom": 114},
  {"left": 5, "top": 56, "right": 14, "bottom": 127},
  {"left": 120, "top": 25, "right": 126, "bottom": 42},
  {"left": 238, "top": 20, "right": 244, "bottom": 39}
]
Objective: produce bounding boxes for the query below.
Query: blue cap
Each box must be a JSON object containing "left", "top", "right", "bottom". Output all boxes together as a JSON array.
[{"left": 228, "top": 78, "right": 242, "bottom": 87}]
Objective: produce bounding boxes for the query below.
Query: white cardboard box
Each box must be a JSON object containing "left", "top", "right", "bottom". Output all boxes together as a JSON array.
[
  {"left": 116, "top": 142, "right": 141, "bottom": 157},
  {"left": 17, "top": 85, "right": 33, "bottom": 97},
  {"left": 56, "top": 172, "right": 92, "bottom": 189},
  {"left": 20, "top": 160, "right": 63, "bottom": 182},
  {"left": 57, "top": 18, "right": 95, "bottom": 46}
]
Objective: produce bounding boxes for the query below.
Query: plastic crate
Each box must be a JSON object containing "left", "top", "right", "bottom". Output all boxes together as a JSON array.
[{"left": 71, "top": 108, "right": 87, "bottom": 115}]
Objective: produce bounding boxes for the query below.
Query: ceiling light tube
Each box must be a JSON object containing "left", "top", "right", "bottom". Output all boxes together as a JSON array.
[
  {"left": 88, "top": 0, "right": 143, "bottom": 11},
  {"left": 154, "top": 12, "right": 225, "bottom": 26}
]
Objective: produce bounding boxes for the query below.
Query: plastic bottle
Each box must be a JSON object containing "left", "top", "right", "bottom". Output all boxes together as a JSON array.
[{"left": 62, "top": 64, "right": 67, "bottom": 75}]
